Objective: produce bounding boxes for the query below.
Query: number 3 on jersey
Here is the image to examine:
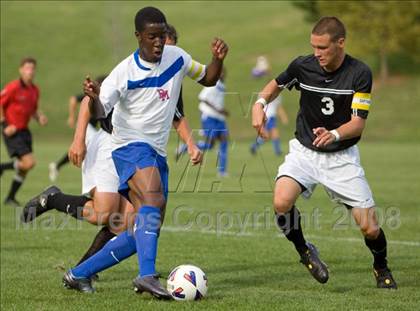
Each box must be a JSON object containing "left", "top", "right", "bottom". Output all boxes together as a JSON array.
[{"left": 321, "top": 97, "right": 334, "bottom": 115}]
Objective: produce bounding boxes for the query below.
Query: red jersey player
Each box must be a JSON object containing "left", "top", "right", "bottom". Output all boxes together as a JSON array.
[{"left": 1, "top": 57, "right": 48, "bottom": 206}]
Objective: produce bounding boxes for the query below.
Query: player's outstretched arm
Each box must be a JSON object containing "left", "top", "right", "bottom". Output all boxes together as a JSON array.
[
  {"left": 199, "top": 38, "right": 228, "bottom": 87},
  {"left": 68, "top": 96, "right": 91, "bottom": 167},
  {"left": 252, "top": 79, "right": 281, "bottom": 138}
]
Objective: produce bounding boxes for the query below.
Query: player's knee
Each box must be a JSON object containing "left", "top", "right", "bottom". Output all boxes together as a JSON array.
[
  {"left": 273, "top": 196, "right": 294, "bottom": 214},
  {"left": 360, "top": 223, "right": 380, "bottom": 239},
  {"left": 20, "top": 158, "right": 36, "bottom": 171},
  {"left": 143, "top": 193, "right": 166, "bottom": 210}
]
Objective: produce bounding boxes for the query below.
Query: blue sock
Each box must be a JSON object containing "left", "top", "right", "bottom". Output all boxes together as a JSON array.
[
  {"left": 251, "top": 137, "right": 265, "bottom": 151},
  {"left": 71, "top": 231, "right": 136, "bottom": 278},
  {"left": 218, "top": 140, "right": 228, "bottom": 173},
  {"left": 272, "top": 138, "right": 281, "bottom": 155},
  {"left": 135, "top": 206, "right": 161, "bottom": 277},
  {"left": 197, "top": 140, "right": 212, "bottom": 150}
]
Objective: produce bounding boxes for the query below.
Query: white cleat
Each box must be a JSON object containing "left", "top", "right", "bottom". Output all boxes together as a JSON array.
[{"left": 48, "top": 162, "right": 58, "bottom": 182}]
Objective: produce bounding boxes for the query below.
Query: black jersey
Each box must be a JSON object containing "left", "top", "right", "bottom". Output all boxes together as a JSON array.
[
  {"left": 173, "top": 86, "right": 185, "bottom": 121},
  {"left": 76, "top": 94, "right": 99, "bottom": 127},
  {"left": 275, "top": 54, "right": 372, "bottom": 152}
]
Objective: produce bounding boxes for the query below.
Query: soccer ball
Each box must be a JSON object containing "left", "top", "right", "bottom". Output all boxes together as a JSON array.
[{"left": 167, "top": 265, "right": 208, "bottom": 301}]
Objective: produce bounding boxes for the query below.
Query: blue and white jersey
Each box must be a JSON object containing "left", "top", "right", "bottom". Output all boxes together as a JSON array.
[
  {"left": 198, "top": 80, "right": 226, "bottom": 121},
  {"left": 99, "top": 45, "right": 206, "bottom": 156},
  {"left": 265, "top": 95, "right": 282, "bottom": 118}
]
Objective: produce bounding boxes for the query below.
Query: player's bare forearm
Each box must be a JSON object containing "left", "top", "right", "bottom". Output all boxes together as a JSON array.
[
  {"left": 173, "top": 118, "right": 195, "bottom": 148},
  {"left": 69, "top": 96, "right": 91, "bottom": 167},
  {"left": 199, "top": 38, "right": 228, "bottom": 86},
  {"left": 68, "top": 96, "right": 78, "bottom": 127},
  {"left": 200, "top": 58, "right": 223, "bottom": 87},
  {"left": 73, "top": 96, "right": 91, "bottom": 142},
  {"left": 258, "top": 79, "right": 282, "bottom": 103},
  {"left": 173, "top": 117, "right": 203, "bottom": 165},
  {"left": 252, "top": 80, "right": 282, "bottom": 138},
  {"left": 312, "top": 115, "right": 366, "bottom": 148}
]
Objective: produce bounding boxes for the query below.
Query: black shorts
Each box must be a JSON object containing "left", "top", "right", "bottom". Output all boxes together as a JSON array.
[{"left": 2, "top": 129, "right": 33, "bottom": 158}]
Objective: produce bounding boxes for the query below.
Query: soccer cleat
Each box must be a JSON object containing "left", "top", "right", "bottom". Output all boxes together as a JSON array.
[
  {"left": 299, "top": 242, "right": 329, "bottom": 284},
  {"left": 133, "top": 275, "right": 173, "bottom": 300},
  {"left": 63, "top": 271, "right": 95, "bottom": 293},
  {"left": 374, "top": 268, "right": 397, "bottom": 289},
  {"left": 4, "top": 197, "right": 21, "bottom": 207},
  {"left": 20, "top": 185, "right": 61, "bottom": 223},
  {"left": 48, "top": 162, "right": 58, "bottom": 182}
]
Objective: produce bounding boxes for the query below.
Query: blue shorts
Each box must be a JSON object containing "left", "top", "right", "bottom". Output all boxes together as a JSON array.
[
  {"left": 265, "top": 117, "right": 277, "bottom": 131},
  {"left": 201, "top": 116, "right": 228, "bottom": 140},
  {"left": 111, "top": 142, "right": 168, "bottom": 202}
]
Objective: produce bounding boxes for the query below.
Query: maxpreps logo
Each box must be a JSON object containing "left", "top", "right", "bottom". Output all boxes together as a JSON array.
[{"left": 157, "top": 88, "right": 169, "bottom": 101}]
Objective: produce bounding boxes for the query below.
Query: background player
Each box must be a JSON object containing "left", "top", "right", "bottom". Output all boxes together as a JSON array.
[
  {"left": 250, "top": 94, "right": 288, "bottom": 156},
  {"left": 62, "top": 7, "right": 227, "bottom": 298},
  {"left": 48, "top": 75, "right": 106, "bottom": 182},
  {"left": 177, "top": 67, "right": 229, "bottom": 176},
  {"left": 0, "top": 57, "right": 48, "bottom": 206},
  {"left": 252, "top": 16, "right": 397, "bottom": 289}
]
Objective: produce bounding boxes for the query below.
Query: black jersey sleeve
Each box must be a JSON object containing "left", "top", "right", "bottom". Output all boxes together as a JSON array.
[
  {"left": 351, "top": 66, "right": 373, "bottom": 119},
  {"left": 275, "top": 57, "right": 301, "bottom": 89},
  {"left": 173, "top": 87, "right": 184, "bottom": 121}
]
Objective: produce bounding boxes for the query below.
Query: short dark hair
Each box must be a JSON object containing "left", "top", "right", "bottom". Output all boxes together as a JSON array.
[
  {"left": 20, "top": 57, "right": 37, "bottom": 67},
  {"left": 166, "top": 24, "right": 178, "bottom": 44},
  {"left": 134, "top": 7, "right": 166, "bottom": 32},
  {"left": 312, "top": 16, "right": 346, "bottom": 41}
]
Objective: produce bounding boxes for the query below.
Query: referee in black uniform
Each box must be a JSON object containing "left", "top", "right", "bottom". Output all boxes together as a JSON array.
[{"left": 252, "top": 16, "right": 397, "bottom": 289}]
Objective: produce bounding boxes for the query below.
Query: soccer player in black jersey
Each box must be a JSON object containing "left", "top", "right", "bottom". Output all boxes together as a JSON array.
[{"left": 252, "top": 16, "right": 396, "bottom": 289}]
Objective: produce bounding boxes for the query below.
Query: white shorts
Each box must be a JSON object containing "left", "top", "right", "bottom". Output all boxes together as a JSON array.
[
  {"left": 276, "top": 139, "right": 375, "bottom": 208},
  {"left": 82, "top": 129, "right": 119, "bottom": 194},
  {"left": 85, "top": 123, "right": 98, "bottom": 145}
]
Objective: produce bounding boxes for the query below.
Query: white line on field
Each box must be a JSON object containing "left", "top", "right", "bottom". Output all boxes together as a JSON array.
[{"left": 161, "top": 226, "right": 420, "bottom": 247}]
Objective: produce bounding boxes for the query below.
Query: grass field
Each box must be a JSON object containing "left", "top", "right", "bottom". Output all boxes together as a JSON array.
[{"left": 1, "top": 1, "right": 420, "bottom": 310}]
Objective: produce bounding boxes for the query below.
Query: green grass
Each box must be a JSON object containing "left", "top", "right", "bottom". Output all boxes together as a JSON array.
[
  {"left": 1, "top": 139, "right": 420, "bottom": 310},
  {"left": 1, "top": 1, "right": 420, "bottom": 310}
]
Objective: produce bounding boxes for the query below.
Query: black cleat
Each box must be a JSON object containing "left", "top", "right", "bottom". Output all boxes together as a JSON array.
[
  {"left": 4, "top": 197, "right": 21, "bottom": 207},
  {"left": 299, "top": 242, "right": 329, "bottom": 284},
  {"left": 63, "top": 271, "right": 95, "bottom": 293},
  {"left": 20, "top": 185, "right": 61, "bottom": 223},
  {"left": 133, "top": 275, "right": 173, "bottom": 300},
  {"left": 374, "top": 267, "right": 397, "bottom": 289}
]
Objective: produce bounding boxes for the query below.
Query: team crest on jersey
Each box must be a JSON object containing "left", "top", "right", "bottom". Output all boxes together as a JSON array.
[{"left": 157, "top": 88, "right": 169, "bottom": 101}]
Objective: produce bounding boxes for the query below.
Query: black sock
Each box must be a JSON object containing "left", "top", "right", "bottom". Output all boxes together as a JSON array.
[
  {"left": 365, "top": 228, "right": 388, "bottom": 270},
  {"left": 1, "top": 161, "right": 15, "bottom": 171},
  {"left": 76, "top": 226, "right": 117, "bottom": 265},
  {"left": 56, "top": 153, "right": 70, "bottom": 170},
  {"left": 47, "top": 192, "right": 89, "bottom": 220},
  {"left": 6, "top": 174, "right": 24, "bottom": 200},
  {"left": 276, "top": 206, "right": 308, "bottom": 254}
]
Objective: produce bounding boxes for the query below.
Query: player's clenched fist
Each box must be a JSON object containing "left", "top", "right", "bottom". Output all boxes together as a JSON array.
[
  {"left": 68, "top": 137, "right": 86, "bottom": 168},
  {"left": 211, "top": 38, "right": 228, "bottom": 60},
  {"left": 83, "top": 76, "right": 100, "bottom": 100}
]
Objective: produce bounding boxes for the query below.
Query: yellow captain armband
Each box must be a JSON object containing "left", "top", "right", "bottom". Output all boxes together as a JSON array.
[{"left": 351, "top": 92, "right": 371, "bottom": 111}]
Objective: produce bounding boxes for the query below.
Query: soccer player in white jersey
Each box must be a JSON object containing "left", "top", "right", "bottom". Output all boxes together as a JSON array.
[
  {"left": 60, "top": 7, "right": 228, "bottom": 298},
  {"left": 250, "top": 95, "right": 288, "bottom": 156}
]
